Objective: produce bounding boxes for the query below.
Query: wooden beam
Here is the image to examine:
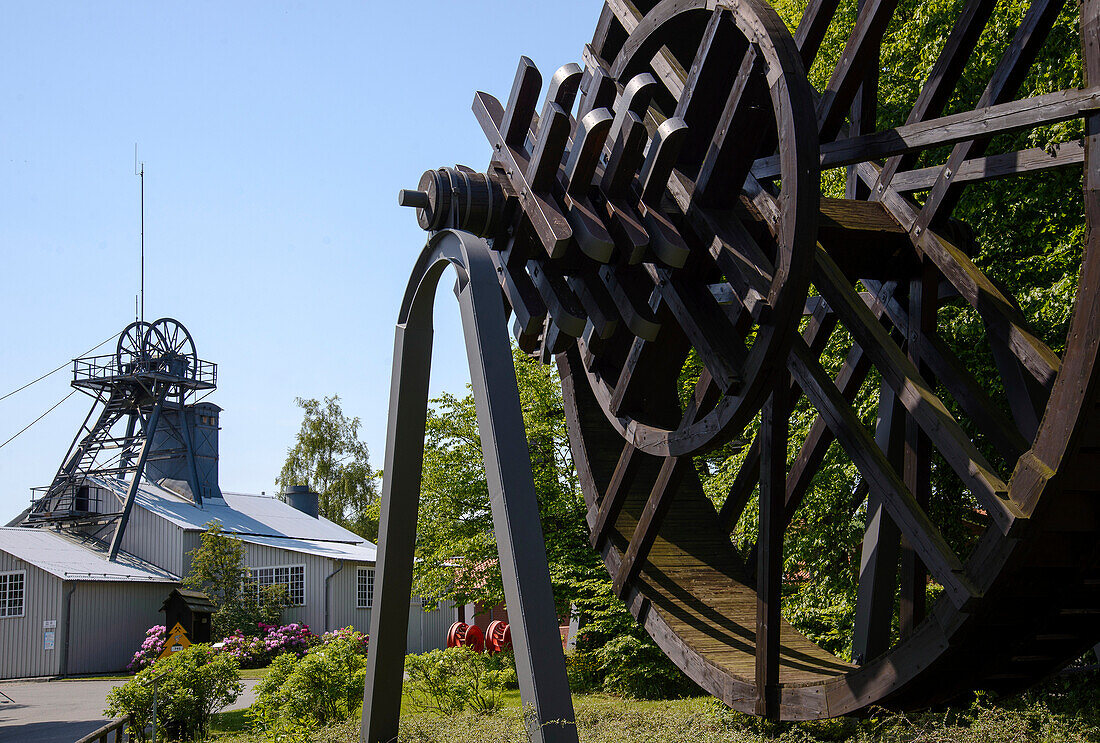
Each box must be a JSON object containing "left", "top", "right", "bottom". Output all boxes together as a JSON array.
[
  {"left": 915, "top": 0, "right": 1068, "bottom": 227},
  {"left": 862, "top": 278, "right": 1029, "bottom": 463},
  {"left": 588, "top": 443, "right": 641, "bottom": 549},
  {"left": 755, "top": 389, "right": 786, "bottom": 719},
  {"left": 751, "top": 86, "right": 1100, "bottom": 179},
  {"left": 888, "top": 141, "right": 1085, "bottom": 193},
  {"left": 851, "top": 383, "right": 905, "bottom": 664},
  {"left": 794, "top": 0, "right": 842, "bottom": 68},
  {"left": 899, "top": 263, "right": 937, "bottom": 637}
]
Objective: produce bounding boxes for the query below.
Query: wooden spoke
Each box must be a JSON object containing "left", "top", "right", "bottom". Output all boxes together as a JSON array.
[
  {"left": 851, "top": 383, "right": 905, "bottom": 664},
  {"left": 674, "top": 9, "right": 749, "bottom": 174},
  {"left": 787, "top": 339, "right": 980, "bottom": 610},
  {"left": 589, "top": 442, "right": 642, "bottom": 549},
  {"left": 794, "top": 0, "right": 842, "bottom": 67},
  {"left": 915, "top": 0, "right": 1068, "bottom": 228},
  {"left": 875, "top": 0, "right": 998, "bottom": 190},
  {"left": 696, "top": 45, "right": 771, "bottom": 206},
  {"left": 816, "top": 0, "right": 899, "bottom": 142},
  {"left": 862, "top": 278, "right": 1029, "bottom": 462},
  {"left": 651, "top": 265, "right": 746, "bottom": 393},
  {"left": 785, "top": 343, "right": 873, "bottom": 524},
  {"left": 718, "top": 299, "right": 840, "bottom": 533},
  {"left": 899, "top": 264, "right": 937, "bottom": 637},
  {"left": 812, "top": 245, "right": 1024, "bottom": 533}
]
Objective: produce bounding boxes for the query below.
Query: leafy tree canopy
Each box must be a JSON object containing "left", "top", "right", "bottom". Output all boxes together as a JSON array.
[
  {"left": 183, "top": 522, "right": 287, "bottom": 639},
  {"left": 277, "top": 395, "right": 380, "bottom": 540}
]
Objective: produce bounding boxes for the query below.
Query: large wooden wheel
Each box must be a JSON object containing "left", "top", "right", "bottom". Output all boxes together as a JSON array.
[{"left": 398, "top": 0, "right": 1100, "bottom": 720}]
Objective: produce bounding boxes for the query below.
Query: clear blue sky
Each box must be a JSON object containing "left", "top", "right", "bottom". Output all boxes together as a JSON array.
[{"left": 0, "top": 1, "right": 602, "bottom": 520}]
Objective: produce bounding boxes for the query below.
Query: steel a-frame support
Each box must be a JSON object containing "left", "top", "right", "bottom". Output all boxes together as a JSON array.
[{"left": 361, "top": 230, "right": 577, "bottom": 743}]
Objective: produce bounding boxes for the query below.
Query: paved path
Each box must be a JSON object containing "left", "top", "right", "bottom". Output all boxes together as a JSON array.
[{"left": 0, "top": 677, "right": 259, "bottom": 743}]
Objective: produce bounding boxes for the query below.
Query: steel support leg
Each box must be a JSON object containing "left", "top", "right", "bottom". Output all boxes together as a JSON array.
[{"left": 362, "top": 230, "right": 577, "bottom": 743}]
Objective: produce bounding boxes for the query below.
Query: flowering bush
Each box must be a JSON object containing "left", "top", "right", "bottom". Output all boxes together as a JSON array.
[
  {"left": 127, "top": 625, "right": 166, "bottom": 673},
  {"left": 320, "top": 626, "right": 368, "bottom": 655},
  {"left": 220, "top": 623, "right": 316, "bottom": 668}
]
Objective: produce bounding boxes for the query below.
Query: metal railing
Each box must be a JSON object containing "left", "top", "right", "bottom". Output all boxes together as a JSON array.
[{"left": 72, "top": 354, "right": 217, "bottom": 388}]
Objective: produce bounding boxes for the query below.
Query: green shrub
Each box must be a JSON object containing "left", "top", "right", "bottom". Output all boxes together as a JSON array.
[
  {"left": 250, "top": 632, "right": 367, "bottom": 736},
  {"left": 404, "top": 647, "right": 516, "bottom": 715},
  {"left": 596, "top": 635, "right": 698, "bottom": 700},
  {"left": 105, "top": 644, "right": 242, "bottom": 741}
]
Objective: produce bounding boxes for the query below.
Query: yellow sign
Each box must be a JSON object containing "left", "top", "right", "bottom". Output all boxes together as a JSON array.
[{"left": 159, "top": 622, "right": 191, "bottom": 659}]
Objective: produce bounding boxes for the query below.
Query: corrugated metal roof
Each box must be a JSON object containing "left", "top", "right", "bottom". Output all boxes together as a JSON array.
[
  {"left": 0, "top": 527, "right": 179, "bottom": 582},
  {"left": 234, "top": 534, "right": 376, "bottom": 561},
  {"left": 90, "top": 478, "right": 377, "bottom": 560}
]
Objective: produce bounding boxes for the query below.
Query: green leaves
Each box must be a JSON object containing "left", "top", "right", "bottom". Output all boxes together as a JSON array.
[{"left": 277, "top": 395, "right": 379, "bottom": 540}]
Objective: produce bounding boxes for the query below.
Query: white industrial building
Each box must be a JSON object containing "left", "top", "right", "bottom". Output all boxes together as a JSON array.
[{"left": 0, "top": 319, "right": 452, "bottom": 679}]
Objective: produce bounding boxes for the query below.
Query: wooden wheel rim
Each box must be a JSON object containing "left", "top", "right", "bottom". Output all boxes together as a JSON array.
[{"left": 580, "top": 0, "right": 820, "bottom": 458}]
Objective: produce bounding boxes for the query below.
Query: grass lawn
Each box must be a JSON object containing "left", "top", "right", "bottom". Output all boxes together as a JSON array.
[{"left": 206, "top": 674, "right": 1100, "bottom": 742}]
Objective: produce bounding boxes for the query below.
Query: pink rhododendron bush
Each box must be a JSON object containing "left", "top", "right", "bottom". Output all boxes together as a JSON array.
[
  {"left": 127, "top": 625, "right": 167, "bottom": 673},
  {"left": 220, "top": 622, "right": 316, "bottom": 668}
]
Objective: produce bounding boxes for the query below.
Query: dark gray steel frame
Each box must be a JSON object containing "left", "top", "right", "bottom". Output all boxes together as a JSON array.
[{"left": 361, "top": 229, "right": 578, "bottom": 743}]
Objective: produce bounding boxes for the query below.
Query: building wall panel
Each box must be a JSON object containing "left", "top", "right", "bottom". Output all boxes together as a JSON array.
[
  {"left": 240, "top": 543, "right": 330, "bottom": 632},
  {"left": 67, "top": 582, "right": 173, "bottom": 675},
  {"left": 0, "top": 552, "right": 62, "bottom": 679},
  {"left": 120, "top": 508, "right": 187, "bottom": 577},
  {"left": 406, "top": 596, "right": 456, "bottom": 655}
]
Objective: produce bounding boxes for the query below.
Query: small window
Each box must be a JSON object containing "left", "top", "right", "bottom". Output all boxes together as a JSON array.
[
  {"left": 0, "top": 571, "right": 26, "bottom": 618},
  {"left": 248, "top": 565, "right": 305, "bottom": 606},
  {"left": 357, "top": 567, "right": 374, "bottom": 609}
]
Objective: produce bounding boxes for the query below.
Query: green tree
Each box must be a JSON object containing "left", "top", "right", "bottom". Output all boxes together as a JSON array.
[
  {"left": 277, "top": 395, "right": 379, "bottom": 540},
  {"left": 413, "top": 346, "right": 601, "bottom": 614},
  {"left": 184, "top": 522, "right": 286, "bottom": 639}
]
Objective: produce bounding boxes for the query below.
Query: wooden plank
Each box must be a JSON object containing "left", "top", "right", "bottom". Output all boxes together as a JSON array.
[
  {"left": 751, "top": 86, "right": 1100, "bottom": 179},
  {"left": 812, "top": 245, "right": 1024, "bottom": 533}
]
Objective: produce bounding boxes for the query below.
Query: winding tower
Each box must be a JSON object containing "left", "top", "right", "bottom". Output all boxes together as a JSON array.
[{"left": 22, "top": 318, "right": 216, "bottom": 560}]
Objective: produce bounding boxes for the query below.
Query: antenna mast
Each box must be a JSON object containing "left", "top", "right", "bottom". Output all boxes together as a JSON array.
[{"left": 135, "top": 145, "right": 144, "bottom": 323}]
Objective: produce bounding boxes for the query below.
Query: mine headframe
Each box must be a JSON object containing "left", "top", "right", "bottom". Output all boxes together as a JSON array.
[{"left": 23, "top": 318, "right": 217, "bottom": 560}]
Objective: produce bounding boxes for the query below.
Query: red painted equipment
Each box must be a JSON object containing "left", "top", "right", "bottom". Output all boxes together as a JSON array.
[
  {"left": 446, "top": 621, "right": 484, "bottom": 652},
  {"left": 485, "top": 620, "right": 512, "bottom": 653}
]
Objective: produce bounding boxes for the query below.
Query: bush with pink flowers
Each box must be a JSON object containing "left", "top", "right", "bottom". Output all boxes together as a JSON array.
[
  {"left": 127, "top": 625, "right": 167, "bottom": 673},
  {"left": 320, "top": 625, "right": 369, "bottom": 655},
  {"left": 219, "top": 622, "right": 316, "bottom": 668}
]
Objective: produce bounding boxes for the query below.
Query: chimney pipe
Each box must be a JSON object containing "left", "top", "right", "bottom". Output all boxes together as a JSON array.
[{"left": 284, "top": 485, "right": 319, "bottom": 518}]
